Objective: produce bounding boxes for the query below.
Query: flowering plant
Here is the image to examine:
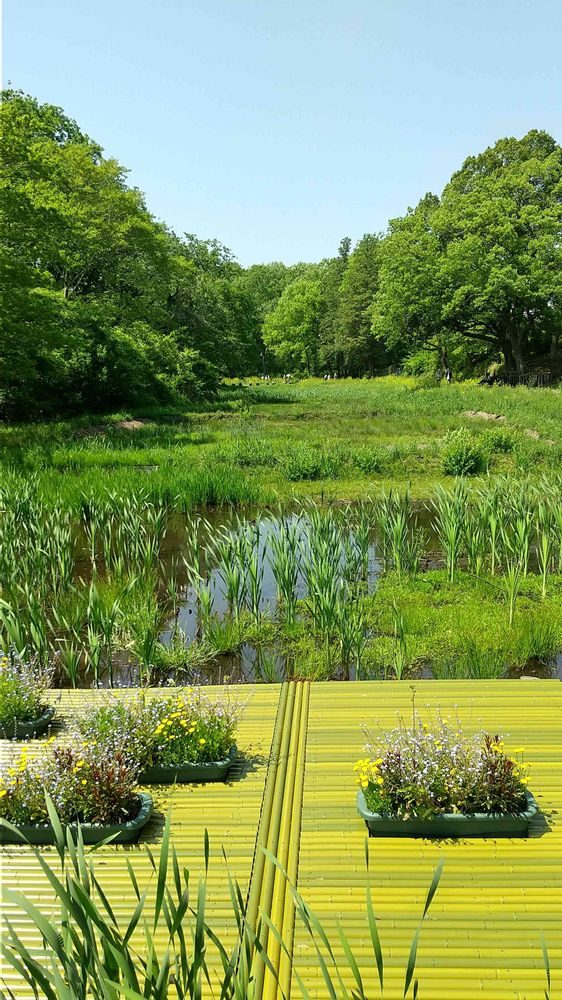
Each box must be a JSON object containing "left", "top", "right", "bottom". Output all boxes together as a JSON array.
[
  {"left": 78, "top": 689, "right": 242, "bottom": 770},
  {"left": 354, "top": 719, "right": 530, "bottom": 819},
  {"left": 0, "top": 742, "right": 139, "bottom": 826},
  {"left": 0, "top": 649, "right": 53, "bottom": 728}
]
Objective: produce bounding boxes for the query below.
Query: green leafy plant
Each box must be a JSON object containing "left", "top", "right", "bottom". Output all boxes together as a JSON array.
[
  {"left": 0, "top": 802, "right": 445, "bottom": 1000},
  {"left": 0, "top": 743, "right": 139, "bottom": 827},
  {"left": 441, "top": 428, "right": 486, "bottom": 476},
  {"left": 356, "top": 719, "right": 530, "bottom": 819},
  {"left": 0, "top": 649, "right": 53, "bottom": 728},
  {"left": 78, "top": 689, "right": 243, "bottom": 770}
]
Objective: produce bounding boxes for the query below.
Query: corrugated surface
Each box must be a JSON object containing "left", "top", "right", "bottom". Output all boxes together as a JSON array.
[
  {"left": 0, "top": 684, "right": 280, "bottom": 997},
  {"left": 291, "top": 681, "right": 562, "bottom": 999},
  {"left": 2, "top": 681, "right": 562, "bottom": 999}
]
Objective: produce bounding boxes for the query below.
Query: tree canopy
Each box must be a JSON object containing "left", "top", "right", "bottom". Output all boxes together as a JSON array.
[
  {"left": 1, "top": 89, "right": 560, "bottom": 418},
  {"left": 373, "top": 132, "right": 562, "bottom": 375}
]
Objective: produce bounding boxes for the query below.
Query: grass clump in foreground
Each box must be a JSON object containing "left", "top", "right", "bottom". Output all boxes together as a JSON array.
[
  {"left": 0, "top": 802, "right": 446, "bottom": 1000},
  {"left": 0, "top": 809, "right": 556, "bottom": 999}
]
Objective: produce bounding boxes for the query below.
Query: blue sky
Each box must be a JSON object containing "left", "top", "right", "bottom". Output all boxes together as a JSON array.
[{"left": 5, "top": 0, "right": 562, "bottom": 266}]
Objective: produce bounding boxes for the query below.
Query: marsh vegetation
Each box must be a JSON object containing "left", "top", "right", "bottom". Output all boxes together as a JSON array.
[{"left": 0, "top": 380, "right": 562, "bottom": 686}]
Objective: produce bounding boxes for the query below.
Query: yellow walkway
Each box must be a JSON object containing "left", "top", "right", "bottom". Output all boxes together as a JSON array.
[
  {"left": 0, "top": 684, "right": 281, "bottom": 997},
  {"left": 1, "top": 680, "right": 561, "bottom": 999},
  {"left": 292, "top": 681, "right": 562, "bottom": 999}
]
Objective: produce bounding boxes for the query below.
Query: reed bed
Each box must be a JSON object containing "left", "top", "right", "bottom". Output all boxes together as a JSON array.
[{"left": 1, "top": 476, "right": 562, "bottom": 686}]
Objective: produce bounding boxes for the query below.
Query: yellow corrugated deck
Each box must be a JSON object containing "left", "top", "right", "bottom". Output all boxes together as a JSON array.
[
  {"left": 292, "top": 681, "right": 562, "bottom": 1000},
  {"left": 1, "top": 680, "right": 561, "bottom": 999},
  {"left": 0, "top": 684, "right": 281, "bottom": 997}
]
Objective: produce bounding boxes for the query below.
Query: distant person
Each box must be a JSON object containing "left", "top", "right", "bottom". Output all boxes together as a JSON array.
[{"left": 445, "top": 368, "right": 452, "bottom": 384}]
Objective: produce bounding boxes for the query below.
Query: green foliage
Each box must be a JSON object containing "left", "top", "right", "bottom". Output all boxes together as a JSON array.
[
  {"left": 481, "top": 427, "right": 518, "bottom": 453},
  {"left": 336, "top": 233, "right": 385, "bottom": 375},
  {"left": 0, "top": 92, "right": 265, "bottom": 418},
  {"left": 441, "top": 428, "right": 487, "bottom": 475},
  {"left": 281, "top": 444, "right": 344, "bottom": 480},
  {"left": 0, "top": 743, "right": 139, "bottom": 826},
  {"left": 78, "top": 689, "right": 241, "bottom": 769},
  {"left": 372, "top": 131, "right": 562, "bottom": 375},
  {"left": 3, "top": 89, "right": 561, "bottom": 411},
  {"left": 352, "top": 447, "right": 383, "bottom": 474},
  {"left": 0, "top": 650, "right": 51, "bottom": 727},
  {"left": 0, "top": 806, "right": 447, "bottom": 1000},
  {"left": 357, "top": 720, "right": 530, "bottom": 817},
  {"left": 263, "top": 277, "right": 324, "bottom": 372}
]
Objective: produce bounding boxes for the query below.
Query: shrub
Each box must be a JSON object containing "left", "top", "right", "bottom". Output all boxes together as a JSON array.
[
  {"left": 352, "top": 447, "right": 383, "bottom": 475},
  {"left": 355, "top": 718, "right": 529, "bottom": 818},
  {"left": 213, "top": 437, "right": 278, "bottom": 468},
  {"left": 78, "top": 689, "right": 243, "bottom": 769},
  {"left": 281, "top": 446, "right": 344, "bottom": 481},
  {"left": 0, "top": 743, "right": 139, "bottom": 826},
  {"left": 481, "top": 427, "right": 517, "bottom": 453},
  {"left": 441, "top": 428, "right": 486, "bottom": 476},
  {"left": 0, "top": 649, "right": 52, "bottom": 728}
]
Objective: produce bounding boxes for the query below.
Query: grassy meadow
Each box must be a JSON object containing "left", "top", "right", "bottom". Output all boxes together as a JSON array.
[{"left": 1, "top": 375, "right": 562, "bottom": 507}]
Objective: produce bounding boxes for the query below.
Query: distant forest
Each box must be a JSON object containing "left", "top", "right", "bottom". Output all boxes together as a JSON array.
[{"left": 1, "top": 89, "right": 561, "bottom": 417}]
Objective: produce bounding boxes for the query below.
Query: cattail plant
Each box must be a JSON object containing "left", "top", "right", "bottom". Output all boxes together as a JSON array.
[
  {"left": 503, "top": 557, "right": 522, "bottom": 627},
  {"left": 268, "top": 517, "right": 300, "bottom": 625},
  {"left": 390, "top": 601, "right": 408, "bottom": 679},
  {"left": 432, "top": 482, "right": 466, "bottom": 584}
]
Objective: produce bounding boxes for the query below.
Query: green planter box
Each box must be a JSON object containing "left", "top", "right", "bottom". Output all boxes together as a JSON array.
[
  {"left": 357, "top": 790, "right": 539, "bottom": 838},
  {"left": 0, "top": 793, "right": 153, "bottom": 845},
  {"left": 0, "top": 705, "right": 56, "bottom": 741},
  {"left": 139, "top": 746, "right": 237, "bottom": 784}
]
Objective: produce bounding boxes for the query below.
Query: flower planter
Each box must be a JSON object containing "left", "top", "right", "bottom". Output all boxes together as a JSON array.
[
  {"left": 139, "top": 746, "right": 237, "bottom": 785},
  {"left": 357, "top": 789, "right": 539, "bottom": 838},
  {"left": 0, "top": 705, "right": 56, "bottom": 741},
  {"left": 0, "top": 792, "right": 153, "bottom": 845}
]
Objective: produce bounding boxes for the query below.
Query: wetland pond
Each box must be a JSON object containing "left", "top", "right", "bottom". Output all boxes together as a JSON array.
[{"left": 69, "top": 500, "right": 561, "bottom": 687}]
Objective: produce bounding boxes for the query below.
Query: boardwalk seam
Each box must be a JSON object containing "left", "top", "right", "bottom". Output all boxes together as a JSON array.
[
  {"left": 277, "top": 680, "right": 310, "bottom": 1000},
  {"left": 244, "top": 681, "right": 310, "bottom": 1000},
  {"left": 245, "top": 682, "right": 291, "bottom": 934}
]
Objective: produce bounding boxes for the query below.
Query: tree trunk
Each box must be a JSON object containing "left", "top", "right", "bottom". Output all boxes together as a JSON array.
[{"left": 510, "top": 333, "right": 525, "bottom": 376}]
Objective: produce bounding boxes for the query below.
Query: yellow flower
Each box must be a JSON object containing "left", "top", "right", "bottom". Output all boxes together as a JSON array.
[
  {"left": 0, "top": 789, "right": 7, "bottom": 798},
  {"left": 199, "top": 738, "right": 206, "bottom": 746}
]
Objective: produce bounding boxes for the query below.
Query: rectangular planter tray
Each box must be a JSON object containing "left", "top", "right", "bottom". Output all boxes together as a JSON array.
[
  {"left": 0, "top": 793, "right": 153, "bottom": 845},
  {"left": 0, "top": 705, "right": 56, "bottom": 741},
  {"left": 357, "top": 790, "right": 539, "bottom": 838},
  {"left": 138, "top": 746, "right": 236, "bottom": 784}
]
